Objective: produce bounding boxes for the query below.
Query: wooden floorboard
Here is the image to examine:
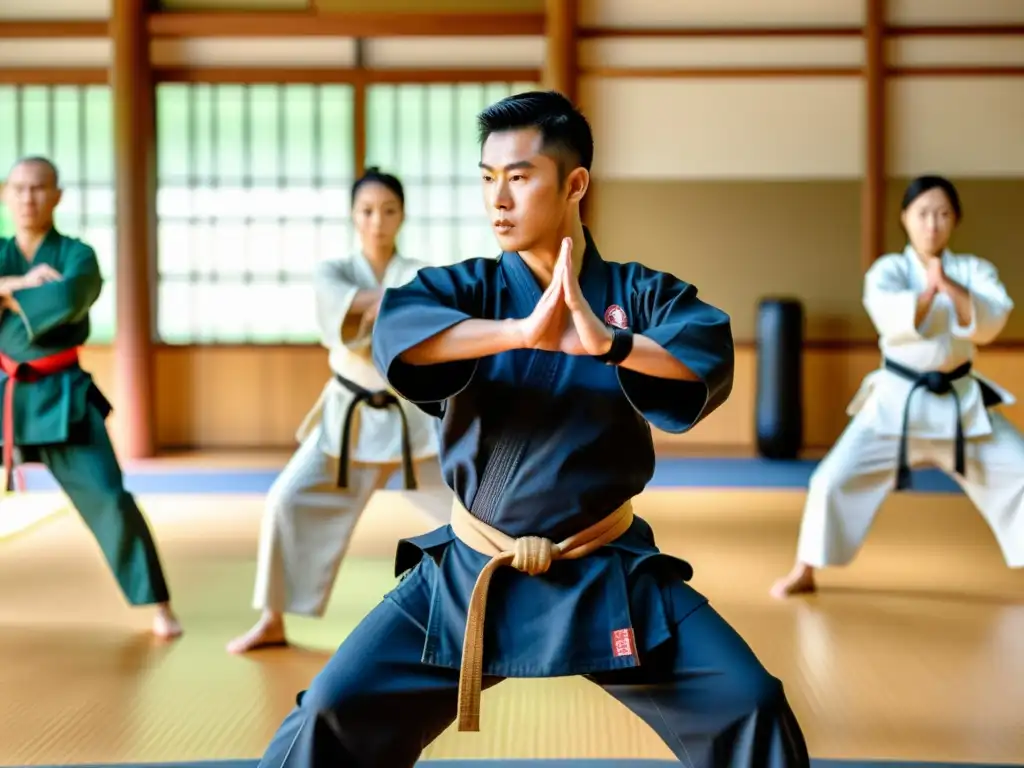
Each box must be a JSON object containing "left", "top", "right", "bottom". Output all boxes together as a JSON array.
[{"left": 0, "top": 488, "right": 1021, "bottom": 765}]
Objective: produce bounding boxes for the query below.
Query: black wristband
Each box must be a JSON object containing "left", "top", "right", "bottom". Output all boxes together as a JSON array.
[{"left": 594, "top": 327, "right": 634, "bottom": 365}]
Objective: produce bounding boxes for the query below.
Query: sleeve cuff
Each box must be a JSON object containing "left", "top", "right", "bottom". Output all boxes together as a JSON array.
[
  {"left": 616, "top": 325, "right": 733, "bottom": 435},
  {"left": 371, "top": 305, "right": 478, "bottom": 407},
  {"left": 950, "top": 295, "right": 978, "bottom": 338},
  {"left": 315, "top": 283, "right": 359, "bottom": 349}
]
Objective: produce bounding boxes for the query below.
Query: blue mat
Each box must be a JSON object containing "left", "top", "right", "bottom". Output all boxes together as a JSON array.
[
  {"left": 16, "top": 458, "right": 963, "bottom": 496},
  {"left": 15, "top": 759, "right": 1023, "bottom": 768}
]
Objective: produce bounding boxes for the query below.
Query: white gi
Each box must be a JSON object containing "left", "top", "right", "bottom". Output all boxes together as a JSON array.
[
  {"left": 796, "top": 246, "right": 1024, "bottom": 569},
  {"left": 252, "top": 252, "right": 449, "bottom": 617}
]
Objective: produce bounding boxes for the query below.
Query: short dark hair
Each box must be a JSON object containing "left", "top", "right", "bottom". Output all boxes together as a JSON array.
[
  {"left": 476, "top": 90, "right": 594, "bottom": 179},
  {"left": 351, "top": 166, "right": 404, "bottom": 208},
  {"left": 901, "top": 174, "right": 962, "bottom": 222}
]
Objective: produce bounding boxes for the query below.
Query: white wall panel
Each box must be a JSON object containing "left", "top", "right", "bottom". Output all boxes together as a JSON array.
[
  {"left": 888, "top": 0, "right": 1024, "bottom": 26},
  {"left": 364, "top": 37, "right": 544, "bottom": 69},
  {"left": 581, "top": 37, "right": 863, "bottom": 70},
  {"left": 581, "top": 77, "right": 864, "bottom": 180},
  {"left": 0, "top": 0, "right": 108, "bottom": 19},
  {"left": 889, "top": 37, "right": 1024, "bottom": 67},
  {"left": 0, "top": 40, "right": 110, "bottom": 68},
  {"left": 580, "top": 0, "right": 863, "bottom": 28},
  {"left": 150, "top": 38, "right": 357, "bottom": 68},
  {"left": 888, "top": 78, "right": 1024, "bottom": 177}
]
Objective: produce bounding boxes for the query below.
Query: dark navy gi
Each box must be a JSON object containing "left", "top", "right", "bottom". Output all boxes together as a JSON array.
[{"left": 256, "top": 228, "right": 810, "bottom": 768}]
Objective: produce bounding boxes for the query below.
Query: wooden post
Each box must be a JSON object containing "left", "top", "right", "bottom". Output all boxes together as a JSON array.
[
  {"left": 544, "top": 0, "right": 585, "bottom": 216},
  {"left": 862, "top": 0, "right": 886, "bottom": 270},
  {"left": 543, "top": 0, "right": 577, "bottom": 102},
  {"left": 353, "top": 39, "right": 367, "bottom": 177},
  {"left": 110, "top": 0, "right": 156, "bottom": 458}
]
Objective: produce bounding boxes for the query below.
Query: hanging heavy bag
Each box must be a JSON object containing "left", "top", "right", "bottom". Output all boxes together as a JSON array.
[{"left": 755, "top": 297, "right": 804, "bottom": 460}]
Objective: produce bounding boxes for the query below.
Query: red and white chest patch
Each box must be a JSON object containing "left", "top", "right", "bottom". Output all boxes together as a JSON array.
[
  {"left": 611, "top": 627, "right": 636, "bottom": 658},
  {"left": 604, "top": 304, "right": 629, "bottom": 329}
]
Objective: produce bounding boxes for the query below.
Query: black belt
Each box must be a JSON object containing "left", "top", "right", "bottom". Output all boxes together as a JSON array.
[
  {"left": 334, "top": 374, "right": 417, "bottom": 491},
  {"left": 883, "top": 358, "right": 971, "bottom": 490}
]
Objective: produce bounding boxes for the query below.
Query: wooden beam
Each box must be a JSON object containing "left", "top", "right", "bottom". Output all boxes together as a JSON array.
[
  {"left": 111, "top": 0, "right": 156, "bottom": 459},
  {"left": 578, "top": 26, "right": 863, "bottom": 39},
  {"left": 580, "top": 67, "right": 862, "bottom": 78},
  {"left": 5, "top": 18, "right": 1024, "bottom": 40},
  {"left": 147, "top": 11, "right": 544, "bottom": 37},
  {"left": 889, "top": 66, "right": 1024, "bottom": 77},
  {"left": 0, "top": 69, "right": 108, "bottom": 85},
  {"left": 576, "top": 23, "right": 1024, "bottom": 39},
  {"left": 886, "top": 24, "right": 1024, "bottom": 36},
  {"left": 153, "top": 67, "right": 540, "bottom": 84},
  {"left": 862, "top": 0, "right": 886, "bottom": 272},
  {"left": 0, "top": 20, "right": 108, "bottom": 37}
]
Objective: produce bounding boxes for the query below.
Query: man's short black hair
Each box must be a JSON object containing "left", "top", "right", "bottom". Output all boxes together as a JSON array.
[{"left": 477, "top": 90, "right": 594, "bottom": 179}]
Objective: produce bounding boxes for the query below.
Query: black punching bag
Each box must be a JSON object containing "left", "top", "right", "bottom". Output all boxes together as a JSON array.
[{"left": 755, "top": 298, "right": 804, "bottom": 460}]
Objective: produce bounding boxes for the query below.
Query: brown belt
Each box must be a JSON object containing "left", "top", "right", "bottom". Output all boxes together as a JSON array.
[{"left": 449, "top": 497, "right": 635, "bottom": 732}]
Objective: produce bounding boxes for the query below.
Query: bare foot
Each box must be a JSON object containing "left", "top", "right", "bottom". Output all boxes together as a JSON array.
[
  {"left": 153, "top": 603, "right": 183, "bottom": 639},
  {"left": 770, "top": 563, "right": 817, "bottom": 600},
  {"left": 227, "top": 611, "right": 288, "bottom": 654}
]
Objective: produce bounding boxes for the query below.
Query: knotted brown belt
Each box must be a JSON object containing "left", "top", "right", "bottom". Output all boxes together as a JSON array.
[{"left": 449, "top": 497, "right": 635, "bottom": 732}]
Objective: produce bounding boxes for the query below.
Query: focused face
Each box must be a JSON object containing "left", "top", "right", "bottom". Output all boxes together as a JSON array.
[
  {"left": 2, "top": 161, "right": 61, "bottom": 231},
  {"left": 352, "top": 182, "right": 404, "bottom": 251},
  {"left": 901, "top": 186, "right": 957, "bottom": 257},
  {"left": 479, "top": 128, "right": 584, "bottom": 252}
]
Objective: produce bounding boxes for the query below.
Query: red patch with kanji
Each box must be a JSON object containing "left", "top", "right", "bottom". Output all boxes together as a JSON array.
[
  {"left": 604, "top": 304, "right": 628, "bottom": 329},
  {"left": 611, "top": 627, "right": 636, "bottom": 658}
]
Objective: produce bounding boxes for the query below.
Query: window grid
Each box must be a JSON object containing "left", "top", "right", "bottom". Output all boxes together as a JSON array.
[
  {"left": 0, "top": 85, "right": 116, "bottom": 343},
  {"left": 365, "top": 81, "right": 538, "bottom": 269},
  {"left": 155, "top": 83, "right": 356, "bottom": 345}
]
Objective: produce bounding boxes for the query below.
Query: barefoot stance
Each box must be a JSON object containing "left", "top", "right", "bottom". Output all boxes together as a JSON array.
[
  {"left": 227, "top": 610, "right": 288, "bottom": 654},
  {"left": 770, "top": 563, "right": 817, "bottom": 600},
  {"left": 153, "top": 603, "right": 184, "bottom": 639}
]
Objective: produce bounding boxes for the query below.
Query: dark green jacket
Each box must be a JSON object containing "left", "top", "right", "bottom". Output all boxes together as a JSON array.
[{"left": 0, "top": 229, "right": 111, "bottom": 445}]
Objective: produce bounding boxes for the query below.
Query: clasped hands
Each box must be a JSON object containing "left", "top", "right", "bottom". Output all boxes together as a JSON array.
[
  {"left": 923, "top": 256, "right": 954, "bottom": 296},
  {"left": 514, "top": 237, "right": 613, "bottom": 357}
]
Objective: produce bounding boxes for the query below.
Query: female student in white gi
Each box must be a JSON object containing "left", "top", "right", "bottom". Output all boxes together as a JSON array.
[
  {"left": 228, "top": 168, "right": 447, "bottom": 653},
  {"left": 772, "top": 175, "right": 1023, "bottom": 599}
]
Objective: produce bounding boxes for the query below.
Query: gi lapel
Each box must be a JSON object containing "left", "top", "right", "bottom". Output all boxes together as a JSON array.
[{"left": 467, "top": 252, "right": 564, "bottom": 525}]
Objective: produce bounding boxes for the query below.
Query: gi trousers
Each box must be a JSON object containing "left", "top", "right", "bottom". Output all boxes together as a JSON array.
[
  {"left": 257, "top": 574, "right": 810, "bottom": 767},
  {"left": 252, "top": 423, "right": 449, "bottom": 617},
  {"left": 18, "top": 405, "right": 170, "bottom": 606},
  {"left": 796, "top": 410, "right": 1024, "bottom": 569}
]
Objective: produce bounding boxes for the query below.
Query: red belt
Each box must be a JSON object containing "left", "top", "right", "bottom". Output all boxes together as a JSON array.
[{"left": 0, "top": 347, "right": 81, "bottom": 491}]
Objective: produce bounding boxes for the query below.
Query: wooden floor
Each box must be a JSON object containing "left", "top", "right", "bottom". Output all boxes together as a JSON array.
[{"left": 0, "top": 486, "right": 1022, "bottom": 766}]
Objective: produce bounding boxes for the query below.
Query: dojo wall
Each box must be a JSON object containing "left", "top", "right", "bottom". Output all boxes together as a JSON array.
[
  {"left": 3, "top": 0, "right": 1024, "bottom": 452},
  {"left": 577, "top": 0, "right": 1024, "bottom": 449}
]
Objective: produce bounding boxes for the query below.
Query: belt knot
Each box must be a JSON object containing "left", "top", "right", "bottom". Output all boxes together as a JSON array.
[
  {"left": 922, "top": 371, "right": 952, "bottom": 394},
  {"left": 511, "top": 536, "right": 556, "bottom": 576}
]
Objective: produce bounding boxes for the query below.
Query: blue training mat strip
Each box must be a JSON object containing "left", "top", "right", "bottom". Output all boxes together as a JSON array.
[
  {"left": 12, "top": 759, "right": 1024, "bottom": 768},
  {"left": 16, "top": 458, "right": 963, "bottom": 495}
]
